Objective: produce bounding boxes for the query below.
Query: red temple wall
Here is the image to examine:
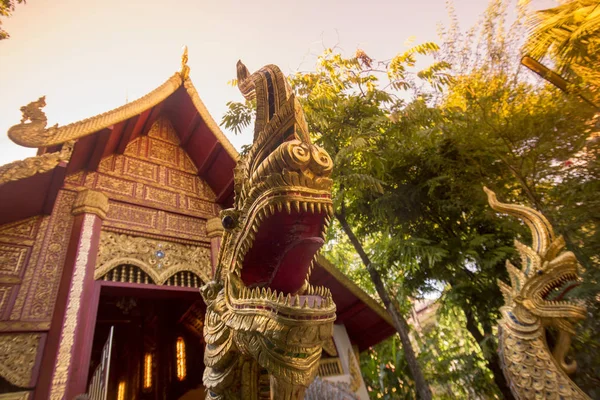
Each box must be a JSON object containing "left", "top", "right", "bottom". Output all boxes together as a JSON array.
[{"left": 0, "top": 116, "right": 221, "bottom": 399}]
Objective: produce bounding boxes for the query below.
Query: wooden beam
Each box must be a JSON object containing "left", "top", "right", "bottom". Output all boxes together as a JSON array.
[
  {"left": 197, "top": 141, "right": 222, "bottom": 176},
  {"left": 115, "top": 116, "right": 138, "bottom": 154},
  {"left": 42, "top": 161, "right": 68, "bottom": 215},
  {"left": 86, "top": 128, "right": 113, "bottom": 171},
  {"left": 216, "top": 178, "right": 234, "bottom": 204},
  {"left": 129, "top": 108, "right": 152, "bottom": 142},
  {"left": 336, "top": 301, "right": 367, "bottom": 323},
  {"left": 181, "top": 113, "right": 201, "bottom": 146},
  {"left": 141, "top": 103, "right": 165, "bottom": 136}
]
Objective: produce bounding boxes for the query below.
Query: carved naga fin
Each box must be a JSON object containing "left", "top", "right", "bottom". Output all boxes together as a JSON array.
[
  {"left": 7, "top": 96, "right": 58, "bottom": 147},
  {"left": 483, "top": 186, "right": 554, "bottom": 255}
]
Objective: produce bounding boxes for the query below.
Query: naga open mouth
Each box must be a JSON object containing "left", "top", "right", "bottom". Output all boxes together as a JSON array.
[{"left": 540, "top": 272, "right": 580, "bottom": 303}]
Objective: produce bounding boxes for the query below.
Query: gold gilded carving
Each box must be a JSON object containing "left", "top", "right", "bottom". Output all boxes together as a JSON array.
[
  {"left": 0, "top": 321, "right": 50, "bottom": 332},
  {"left": 0, "top": 391, "right": 31, "bottom": 400},
  {"left": 205, "top": 217, "right": 223, "bottom": 239},
  {"left": 167, "top": 169, "right": 195, "bottom": 193},
  {"left": 165, "top": 214, "right": 206, "bottom": 237},
  {"left": 485, "top": 188, "right": 590, "bottom": 400},
  {"left": 0, "top": 245, "right": 29, "bottom": 277},
  {"left": 95, "top": 174, "right": 135, "bottom": 197},
  {"left": 106, "top": 202, "right": 158, "bottom": 230},
  {"left": 97, "top": 156, "right": 114, "bottom": 173},
  {"left": 321, "top": 338, "right": 337, "bottom": 357},
  {"left": 201, "top": 63, "right": 335, "bottom": 399},
  {"left": 347, "top": 348, "right": 361, "bottom": 392},
  {"left": 7, "top": 74, "right": 183, "bottom": 148},
  {"left": 147, "top": 117, "right": 181, "bottom": 145},
  {"left": 124, "top": 157, "right": 159, "bottom": 183},
  {"left": 21, "top": 191, "right": 75, "bottom": 321},
  {"left": 0, "top": 286, "right": 12, "bottom": 316},
  {"left": 0, "top": 333, "right": 43, "bottom": 387},
  {"left": 180, "top": 46, "right": 190, "bottom": 80},
  {"left": 49, "top": 214, "right": 96, "bottom": 400},
  {"left": 9, "top": 217, "right": 49, "bottom": 321},
  {"left": 64, "top": 171, "right": 85, "bottom": 186},
  {"left": 95, "top": 231, "right": 211, "bottom": 284},
  {"left": 148, "top": 139, "right": 178, "bottom": 167},
  {"left": 187, "top": 197, "right": 213, "bottom": 214},
  {"left": 0, "top": 140, "right": 74, "bottom": 186},
  {"left": 144, "top": 186, "right": 178, "bottom": 207},
  {"left": 0, "top": 217, "right": 39, "bottom": 241},
  {"left": 72, "top": 189, "right": 109, "bottom": 219}
]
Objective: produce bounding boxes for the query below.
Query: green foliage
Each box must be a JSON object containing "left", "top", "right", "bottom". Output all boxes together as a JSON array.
[
  {"left": 220, "top": 1, "right": 600, "bottom": 396},
  {"left": 0, "top": 0, "right": 24, "bottom": 40},
  {"left": 524, "top": 0, "right": 600, "bottom": 95}
]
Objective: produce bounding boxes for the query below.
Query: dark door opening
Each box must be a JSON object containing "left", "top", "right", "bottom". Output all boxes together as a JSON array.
[{"left": 88, "top": 286, "right": 206, "bottom": 400}]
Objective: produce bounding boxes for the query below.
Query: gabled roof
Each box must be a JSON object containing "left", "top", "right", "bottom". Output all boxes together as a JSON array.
[
  {"left": 0, "top": 49, "right": 239, "bottom": 224},
  {"left": 310, "top": 255, "right": 395, "bottom": 351}
]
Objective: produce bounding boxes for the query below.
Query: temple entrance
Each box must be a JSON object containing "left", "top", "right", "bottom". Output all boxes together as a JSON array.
[{"left": 88, "top": 284, "right": 206, "bottom": 400}]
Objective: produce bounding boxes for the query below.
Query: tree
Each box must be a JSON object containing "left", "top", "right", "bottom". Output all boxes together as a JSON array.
[
  {"left": 0, "top": 0, "right": 24, "bottom": 40},
  {"left": 524, "top": 0, "right": 600, "bottom": 100}
]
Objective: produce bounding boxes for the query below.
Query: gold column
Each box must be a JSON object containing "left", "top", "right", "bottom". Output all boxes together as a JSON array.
[{"left": 206, "top": 217, "right": 223, "bottom": 278}]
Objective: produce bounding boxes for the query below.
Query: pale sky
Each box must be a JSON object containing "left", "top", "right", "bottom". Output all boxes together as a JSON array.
[{"left": 0, "top": 0, "right": 554, "bottom": 166}]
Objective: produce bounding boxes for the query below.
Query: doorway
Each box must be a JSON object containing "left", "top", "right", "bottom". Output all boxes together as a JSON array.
[{"left": 88, "top": 285, "right": 206, "bottom": 400}]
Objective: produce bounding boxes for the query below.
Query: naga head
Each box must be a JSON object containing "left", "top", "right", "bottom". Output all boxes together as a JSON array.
[
  {"left": 485, "top": 187, "right": 586, "bottom": 373},
  {"left": 215, "top": 61, "right": 335, "bottom": 329}
]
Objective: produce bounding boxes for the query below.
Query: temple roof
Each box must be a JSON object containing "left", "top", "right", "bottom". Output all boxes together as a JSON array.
[
  {"left": 0, "top": 52, "right": 395, "bottom": 351},
  {"left": 311, "top": 255, "right": 395, "bottom": 351},
  {"left": 0, "top": 50, "right": 238, "bottom": 223}
]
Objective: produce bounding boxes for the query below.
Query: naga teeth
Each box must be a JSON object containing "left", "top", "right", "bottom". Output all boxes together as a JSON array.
[
  {"left": 285, "top": 202, "right": 292, "bottom": 214},
  {"left": 302, "top": 202, "right": 308, "bottom": 212},
  {"left": 293, "top": 201, "right": 300, "bottom": 213}
]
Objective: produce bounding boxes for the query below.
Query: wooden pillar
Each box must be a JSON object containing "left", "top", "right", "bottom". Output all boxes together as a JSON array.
[
  {"left": 205, "top": 217, "right": 223, "bottom": 277},
  {"left": 35, "top": 189, "right": 109, "bottom": 400}
]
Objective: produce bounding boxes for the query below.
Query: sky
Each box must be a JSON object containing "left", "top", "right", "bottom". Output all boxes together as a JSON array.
[{"left": 0, "top": 0, "right": 554, "bottom": 166}]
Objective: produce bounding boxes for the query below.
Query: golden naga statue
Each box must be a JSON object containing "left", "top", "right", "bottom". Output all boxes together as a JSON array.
[
  {"left": 200, "top": 62, "right": 336, "bottom": 400},
  {"left": 484, "top": 187, "right": 590, "bottom": 400}
]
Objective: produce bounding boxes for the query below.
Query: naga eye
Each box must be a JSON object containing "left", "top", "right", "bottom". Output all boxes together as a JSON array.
[
  {"left": 537, "top": 270, "right": 544, "bottom": 275},
  {"left": 222, "top": 215, "right": 236, "bottom": 230}
]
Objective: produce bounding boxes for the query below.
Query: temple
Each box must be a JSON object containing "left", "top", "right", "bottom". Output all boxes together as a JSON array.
[{"left": 0, "top": 52, "right": 394, "bottom": 400}]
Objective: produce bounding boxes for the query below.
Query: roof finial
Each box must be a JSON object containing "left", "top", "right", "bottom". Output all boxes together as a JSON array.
[{"left": 180, "top": 45, "right": 190, "bottom": 80}]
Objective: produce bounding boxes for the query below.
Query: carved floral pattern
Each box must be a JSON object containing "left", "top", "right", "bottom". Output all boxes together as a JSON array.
[
  {"left": 0, "top": 332, "right": 43, "bottom": 387},
  {"left": 95, "top": 231, "right": 211, "bottom": 284}
]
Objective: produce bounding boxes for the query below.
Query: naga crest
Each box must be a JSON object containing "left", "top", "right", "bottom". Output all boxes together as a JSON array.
[
  {"left": 202, "top": 62, "right": 336, "bottom": 400},
  {"left": 485, "top": 187, "right": 590, "bottom": 399}
]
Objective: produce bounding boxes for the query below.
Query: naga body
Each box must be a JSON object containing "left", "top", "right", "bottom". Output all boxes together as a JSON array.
[
  {"left": 201, "top": 62, "right": 336, "bottom": 400},
  {"left": 485, "top": 188, "right": 590, "bottom": 400}
]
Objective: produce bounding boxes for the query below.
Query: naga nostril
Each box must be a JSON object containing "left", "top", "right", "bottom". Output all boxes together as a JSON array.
[{"left": 222, "top": 215, "right": 236, "bottom": 230}]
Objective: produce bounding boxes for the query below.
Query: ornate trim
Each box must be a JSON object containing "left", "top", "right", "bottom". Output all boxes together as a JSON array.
[
  {"left": 0, "top": 392, "right": 31, "bottom": 400},
  {"left": 0, "top": 321, "right": 51, "bottom": 332},
  {"left": 49, "top": 214, "right": 96, "bottom": 400},
  {"left": 0, "top": 333, "right": 43, "bottom": 387},
  {"left": 183, "top": 79, "right": 239, "bottom": 160},
  {"left": 8, "top": 75, "right": 182, "bottom": 148},
  {"left": 0, "top": 141, "right": 74, "bottom": 186},
  {"left": 347, "top": 348, "right": 361, "bottom": 392},
  {"left": 71, "top": 189, "right": 109, "bottom": 219},
  {"left": 95, "top": 231, "right": 211, "bottom": 284},
  {"left": 316, "top": 255, "right": 393, "bottom": 326},
  {"left": 206, "top": 217, "right": 223, "bottom": 238}
]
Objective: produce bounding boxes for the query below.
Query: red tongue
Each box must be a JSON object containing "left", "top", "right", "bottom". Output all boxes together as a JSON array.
[{"left": 269, "top": 237, "right": 324, "bottom": 294}]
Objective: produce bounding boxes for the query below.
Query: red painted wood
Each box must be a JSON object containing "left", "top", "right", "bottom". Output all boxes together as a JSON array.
[
  {"left": 42, "top": 162, "right": 67, "bottom": 215},
  {"left": 216, "top": 178, "right": 234, "bottom": 205},
  {"left": 197, "top": 141, "right": 222, "bottom": 176},
  {"left": 86, "top": 128, "right": 114, "bottom": 171},
  {"left": 115, "top": 116, "right": 139, "bottom": 154}
]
